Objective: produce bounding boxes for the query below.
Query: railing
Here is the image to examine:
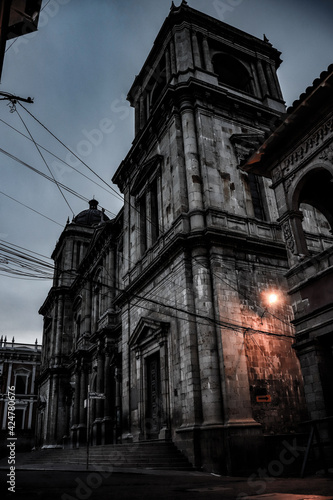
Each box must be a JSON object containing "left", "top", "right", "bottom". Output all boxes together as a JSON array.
[{"left": 0, "top": 337, "right": 41, "bottom": 352}]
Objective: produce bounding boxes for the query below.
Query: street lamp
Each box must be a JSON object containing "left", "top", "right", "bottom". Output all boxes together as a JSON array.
[
  {"left": 259, "top": 289, "right": 283, "bottom": 321},
  {"left": 262, "top": 289, "right": 282, "bottom": 308},
  {"left": 267, "top": 293, "right": 278, "bottom": 305}
]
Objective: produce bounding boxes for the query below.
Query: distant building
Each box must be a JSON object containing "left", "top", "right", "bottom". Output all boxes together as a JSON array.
[
  {"left": 35, "top": 2, "right": 327, "bottom": 474},
  {"left": 0, "top": 337, "right": 41, "bottom": 453}
]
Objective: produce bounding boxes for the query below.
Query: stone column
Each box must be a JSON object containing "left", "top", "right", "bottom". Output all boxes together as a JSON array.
[
  {"left": 209, "top": 249, "right": 264, "bottom": 475},
  {"left": 191, "top": 31, "right": 201, "bottom": 68},
  {"left": 174, "top": 26, "right": 193, "bottom": 73},
  {"left": 109, "top": 249, "right": 115, "bottom": 305},
  {"left": 27, "top": 399, "right": 33, "bottom": 429},
  {"left": 170, "top": 37, "right": 177, "bottom": 75},
  {"left": 115, "top": 363, "right": 122, "bottom": 443},
  {"left": 165, "top": 46, "right": 171, "bottom": 82},
  {"left": 202, "top": 36, "right": 213, "bottom": 72},
  {"left": 84, "top": 283, "right": 92, "bottom": 336},
  {"left": 92, "top": 350, "right": 104, "bottom": 445},
  {"left": 146, "top": 188, "right": 153, "bottom": 247},
  {"left": 191, "top": 248, "right": 223, "bottom": 425},
  {"left": 251, "top": 61, "right": 261, "bottom": 97},
  {"left": 55, "top": 296, "right": 64, "bottom": 365},
  {"left": 180, "top": 101, "right": 205, "bottom": 230},
  {"left": 72, "top": 241, "right": 78, "bottom": 269},
  {"left": 77, "top": 364, "right": 87, "bottom": 446},
  {"left": 102, "top": 343, "right": 113, "bottom": 444},
  {"left": 265, "top": 62, "right": 279, "bottom": 99},
  {"left": 257, "top": 59, "right": 269, "bottom": 98},
  {"left": 278, "top": 211, "right": 309, "bottom": 267},
  {"left": 139, "top": 93, "right": 146, "bottom": 130},
  {"left": 71, "top": 368, "right": 80, "bottom": 448},
  {"left": 158, "top": 336, "right": 171, "bottom": 440},
  {"left": 51, "top": 374, "right": 59, "bottom": 443}
]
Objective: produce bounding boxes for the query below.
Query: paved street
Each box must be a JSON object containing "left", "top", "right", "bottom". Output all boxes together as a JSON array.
[{"left": 1, "top": 469, "right": 333, "bottom": 500}]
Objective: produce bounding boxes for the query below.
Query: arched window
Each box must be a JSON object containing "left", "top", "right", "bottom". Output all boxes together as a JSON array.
[{"left": 212, "top": 53, "right": 254, "bottom": 95}]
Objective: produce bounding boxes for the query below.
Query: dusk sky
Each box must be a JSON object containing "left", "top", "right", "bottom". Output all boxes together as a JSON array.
[{"left": 1, "top": 0, "right": 332, "bottom": 345}]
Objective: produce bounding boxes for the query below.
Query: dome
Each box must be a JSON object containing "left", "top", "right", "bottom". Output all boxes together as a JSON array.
[{"left": 73, "top": 199, "right": 109, "bottom": 226}]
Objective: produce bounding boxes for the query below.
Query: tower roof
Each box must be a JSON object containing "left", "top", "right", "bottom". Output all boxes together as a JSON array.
[{"left": 73, "top": 199, "right": 109, "bottom": 226}]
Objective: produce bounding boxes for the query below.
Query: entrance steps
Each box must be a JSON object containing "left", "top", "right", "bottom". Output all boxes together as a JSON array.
[{"left": 11, "top": 441, "right": 194, "bottom": 471}]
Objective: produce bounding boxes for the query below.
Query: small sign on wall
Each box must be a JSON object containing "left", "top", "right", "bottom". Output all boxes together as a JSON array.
[{"left": 256, "top": 395, "right": 271, "bottom": 403}]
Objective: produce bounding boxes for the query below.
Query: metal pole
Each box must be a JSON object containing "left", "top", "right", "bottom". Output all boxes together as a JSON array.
[{"left": 86, "top": 384, "right": 90, "bottom": 470}]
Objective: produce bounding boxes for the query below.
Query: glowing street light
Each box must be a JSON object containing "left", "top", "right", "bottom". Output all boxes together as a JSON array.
[
  {"left": 259, "top": 289, "right": 283, "bottom": 320},
  {"left": 267, "top": 293, "right": 278, "bottom": 305}
]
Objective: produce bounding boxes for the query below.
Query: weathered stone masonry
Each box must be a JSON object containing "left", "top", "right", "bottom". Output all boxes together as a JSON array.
[{"left": 36, "top": 3, "right": 323, "bottom": 474}]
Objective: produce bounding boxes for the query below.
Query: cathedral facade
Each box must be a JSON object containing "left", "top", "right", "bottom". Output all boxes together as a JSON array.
[{"left": 37, "top": 3, "right": 316, "bottom": 474}]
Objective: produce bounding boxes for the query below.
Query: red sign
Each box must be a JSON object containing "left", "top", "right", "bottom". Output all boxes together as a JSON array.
[{"left": 256, "top": 395, "right": 271, "bottom": 403}]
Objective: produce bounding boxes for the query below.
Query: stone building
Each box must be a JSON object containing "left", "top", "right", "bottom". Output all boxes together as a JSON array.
[
  {"left": 37, "top": 2, "right": 311, "bottom": 474},
  {"left": 243, "top": 64, "right": 333, "bottom": 464},
  {"left": 0, "top": 337, "right": 41, "bottom": 453}
]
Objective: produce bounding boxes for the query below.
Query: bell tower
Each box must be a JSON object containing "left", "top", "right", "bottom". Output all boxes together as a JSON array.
[
  {"left": 113, "top": 2, "right": 304, "bottom": 475},
  {"left": 123, "top": 0, "right": 285, "bottom": 238}
]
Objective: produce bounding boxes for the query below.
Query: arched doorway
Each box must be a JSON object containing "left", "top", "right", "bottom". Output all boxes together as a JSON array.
[{"left": 293, "top": 168, "right": 333, "bottom": 255}]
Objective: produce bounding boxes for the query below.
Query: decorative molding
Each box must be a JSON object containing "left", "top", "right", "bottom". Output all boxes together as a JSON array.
[
  {"left": 128, "top": 317, "right": 169, "bottom": 349},
  {"left": 281, "top": 219, "right": 296, "bottom": 254},
  {"left": 319, "top": 143, "right": 333, "bottom": 162},
  {"left": 283, "top": 117, "right": 333, "bottom": 172},
  {"left": 130, "top": 154, "right": 163, "bottom": 196},
  {"left": 284, "top": 173, "right": 296, "bottom": 193},
  {"left": 272, "top": 165, "right": 283, "bottom": 183},
  {"left": 230, "top": 133, "right": 264, "bottom": 165}
]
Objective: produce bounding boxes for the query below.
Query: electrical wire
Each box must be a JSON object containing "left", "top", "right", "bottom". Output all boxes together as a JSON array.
[
  {"left": 0, "top": 0, "right": 295, "bottom": 334},
  {"left": 0, "top": 117, "right": 120, "bottom": 207},
  {"left": 1, "top": 104, "right": 293, "bottom": 332},
  {"left": 0, "top": 191, "right": 63, "bottom": 227},
  {"left": 18, "top": 102, "right": 124, "bottom": 204},
  {"left": 0, "top": 239, "right": 294, "bottom": 339},
  {"left": 16, "top": 103, "right": 168, "bottom": 244},
  {"left": 15, "top": 106, "right": 75, "bottom": 217},
  {"left": 0, "top": 147, "right": 112, "bottom": 213},
  {"left": 0, "top": 240, "right": 54, "bottom": 280}
]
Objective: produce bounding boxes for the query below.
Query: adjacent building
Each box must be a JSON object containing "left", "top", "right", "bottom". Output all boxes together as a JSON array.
[
  {"left": 243, "top": 64, "right": 333, "bottom": 464},
  {"left": 35, "top": 2, "right": 327, "bottom": 474},
  {"left": 0, "top": 337, "right": 41, "bottom": 452}
]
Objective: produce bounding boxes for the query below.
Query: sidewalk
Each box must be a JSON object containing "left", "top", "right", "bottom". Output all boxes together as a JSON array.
[{"left": 1, "top": 456, "right": 333, "bottom": 500}]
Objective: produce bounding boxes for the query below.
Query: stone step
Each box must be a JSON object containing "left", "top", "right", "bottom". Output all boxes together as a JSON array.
[
  {"left": 26, "top": 454, "right": 189, "bottom": 462},
  {"left": 11, "top": 441, "right": 194, "bottom": 471},
  {"left": 27, "top": 456, "right": 189, "bottom": 463}
]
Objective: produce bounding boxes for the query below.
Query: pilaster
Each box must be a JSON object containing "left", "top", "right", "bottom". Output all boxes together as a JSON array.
[{"left": 180, "top": 101, "right": 205, "bottom": 230}]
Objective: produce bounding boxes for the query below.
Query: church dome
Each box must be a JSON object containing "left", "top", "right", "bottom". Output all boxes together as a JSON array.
[{"left": 73, "top": 199, "right": 109, "bottom": 226}]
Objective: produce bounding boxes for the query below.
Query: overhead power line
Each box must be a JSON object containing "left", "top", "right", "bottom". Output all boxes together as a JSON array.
[
  {"left": 0, "top": 147, "right": 114, "bottom": 215},
  {"left": 0, "top": 191, "right": 63, "bottom": 227},
  {"left": 15, "top": 106, "right": 75, "bottom": 217},
  {"left": 0, "top": 238, "right": 294, "bottom": 340},
  {"left": 0, "top": 117, "right": 120, "bottom": 205},
  {"left": 18, "top": 102, "right": 124, "bottom": 204},
  {"left": 1, "top": 103, "right": 292, "bottom": 332}
]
